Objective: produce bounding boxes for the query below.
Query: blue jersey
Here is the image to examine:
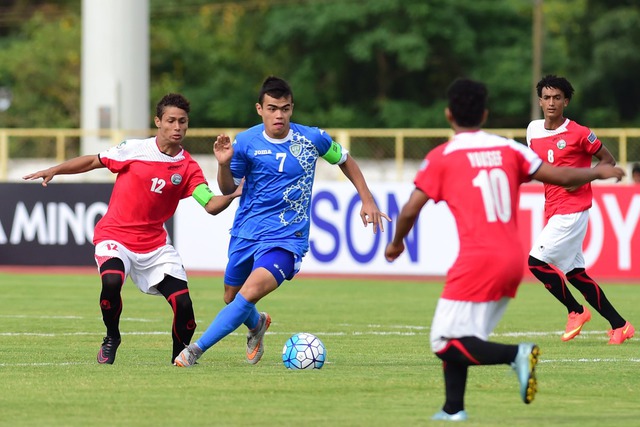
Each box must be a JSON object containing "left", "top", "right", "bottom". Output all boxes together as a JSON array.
[{"left": 229, "top": 123, "right": 334, "bottom": 255}]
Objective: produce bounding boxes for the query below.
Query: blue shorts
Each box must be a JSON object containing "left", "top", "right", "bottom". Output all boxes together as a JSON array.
[{"left": 224, "top": 237, "right": 302, "bottom": 287}]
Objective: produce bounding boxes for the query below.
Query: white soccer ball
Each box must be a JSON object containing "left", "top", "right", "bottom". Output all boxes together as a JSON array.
[{"left": 282, "top": 332, "right": 326, "bottom": 370}]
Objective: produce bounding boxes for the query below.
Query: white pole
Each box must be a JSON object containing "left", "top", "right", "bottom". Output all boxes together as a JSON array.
[
  {"left": 81, "top": 0, "right": 149, "bottom": 155},
  {"left": 530, "top": 0, "right": 543, "bottom": 121}
]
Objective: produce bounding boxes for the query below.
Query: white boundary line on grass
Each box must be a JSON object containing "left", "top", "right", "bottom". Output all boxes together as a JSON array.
[
  {"left": 0, "top": 314, "right": 154, "bottom": 322},
  {"left": 0, "top": 329, "right": 629, "bottom": 345},
  {"left": 1, "top": 358, "right": 638, "bottom": 368},
  {"left": 0, "top": 315, "right": 611, "bottom": 334},
  {"left": 0, "top": 328, "right": 623, "bottom": 338},
  {"left": 540, "top": 358, "right": 640, "bottom": 363},
  {"left": 1, "top": 328, "right": 638, "bottom": 367},
  {"left": 0, "top": 362, "right": 93, "bottom": 367}
]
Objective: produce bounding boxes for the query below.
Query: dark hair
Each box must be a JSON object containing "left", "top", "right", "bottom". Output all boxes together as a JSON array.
[
  {"left": 258, "top": 76, "right": 293, "bottom": 104},
  {"left": 536, "top": 74, "right": 574, "bottom": 99},
  {"left": 156, "top": 93, "right": 190, "bottom": 118},
  {"left": 447, "top": 78, "right": 487, "bottom": 127},
  {"left": 633, "top": 163, "right": 640, "bottom": 174}
]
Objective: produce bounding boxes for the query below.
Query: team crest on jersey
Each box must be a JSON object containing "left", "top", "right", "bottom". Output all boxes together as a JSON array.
[
  {"left": 170, "top": 174, "right": 183, "bottom": 185},
  {"left": 556, "top": 139, "right": 566, "bottom": 149},
  {"left": 289, "top": 142, "right": 302, "bottom": 157}
]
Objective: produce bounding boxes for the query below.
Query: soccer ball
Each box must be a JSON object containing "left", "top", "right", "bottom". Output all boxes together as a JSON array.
[{"left": 282, "top": 332, "right": 326, "bottom": 370}]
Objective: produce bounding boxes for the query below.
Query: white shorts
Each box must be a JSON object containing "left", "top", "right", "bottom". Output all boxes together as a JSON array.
[
  {"left": 430, "top": 297, "right": 510, "bottom": 353},
  {"left": 529, "top": 211, "right": 588, "bottom": 274},
  {"left": 94, "top": 240, "right": 187, "bottom": 295}
]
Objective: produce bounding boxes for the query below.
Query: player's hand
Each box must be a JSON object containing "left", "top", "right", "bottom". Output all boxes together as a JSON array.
[
  {"left": 385, "top": 241, "right": 404, "bottom": 262},
  {"left": 214, "top": 134, "right": 234, "bottom": 166},
  {"left": 23, "top": 169, "right": 55, "bottom": 187},
  {"left": 360, "top": 201, "right": 391, "bottom": 234},
  {"left": 232, "top": 179, "right": 244, "bottom": 198},
  {"left": 593, "top": 164, "right": 626, "bottom": 182}
]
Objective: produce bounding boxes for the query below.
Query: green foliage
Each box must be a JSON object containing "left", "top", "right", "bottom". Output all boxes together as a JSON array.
[
  {"left": 0, "top": 11, "right": 80, "bottom": 129},
  {"left": 150, "top": 3, "right": 273, "bottom": 127},
  {"left": 543, "top": 0, "right": 640, "bottom": 126},
  {"left": 587, "top": 8, "right": 640, "bottom": 123},
  {"left": 1, "top": 0, "right": 640, "bottom": 131},
  {"left": 0, "top": 272, "right": 639, "bottom": 426}
]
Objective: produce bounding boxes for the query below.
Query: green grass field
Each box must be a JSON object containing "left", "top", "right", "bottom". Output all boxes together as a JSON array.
[{"left": 0, "top": 272, "right": 638, "bottom": 427}]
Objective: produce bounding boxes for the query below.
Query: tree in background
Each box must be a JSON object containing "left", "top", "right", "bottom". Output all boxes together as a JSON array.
[
  {"left": 152, "top": 0, "right": 534, "bottom": 129},
  {"left": 0, "top": 0, "right": 639, "bottom": 131},
  {"left": 0, "top": 9, "right": 80, "bottom": 129},
  {"left": 539, "top": 0, "right": 640, "bottom": 127}
]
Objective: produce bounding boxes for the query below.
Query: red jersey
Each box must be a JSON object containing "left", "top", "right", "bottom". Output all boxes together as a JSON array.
[
  {"left": 527, "top": 118, "right": 601, "bottom": 219},
  {"left": 93, "top": 137, "right": 206, "bottom": 253},
  {"left": 416, "top": 131, "right": 542, "bottom": 302}
]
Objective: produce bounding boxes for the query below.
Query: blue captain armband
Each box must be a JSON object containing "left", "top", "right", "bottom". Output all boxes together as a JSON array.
[
  {"left": 322, "top": 141, "right": 349, "bottom": 165},
  {"left": 192, "top": 183, "right": 214, "bottom": 207}
]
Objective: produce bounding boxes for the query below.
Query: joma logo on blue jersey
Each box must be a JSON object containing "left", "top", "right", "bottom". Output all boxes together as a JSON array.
[{"left": 254, "top": 149, "right": 272, "bottom": 155}]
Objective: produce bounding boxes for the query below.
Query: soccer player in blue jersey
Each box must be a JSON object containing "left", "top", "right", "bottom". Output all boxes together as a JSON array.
[{"left": 175, "top": 76, "right": 391, "bottom": 367}]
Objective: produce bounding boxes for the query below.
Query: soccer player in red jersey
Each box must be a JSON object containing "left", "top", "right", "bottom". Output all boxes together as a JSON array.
[
  {"left": 23, "top": 94, "right": 241, "bottom": 364},
  {"left": 385, "top": 78, "right": 625, "bottom": 421},
  {"left": 527, "top": 75, "right": 635, "bottom": 345}
]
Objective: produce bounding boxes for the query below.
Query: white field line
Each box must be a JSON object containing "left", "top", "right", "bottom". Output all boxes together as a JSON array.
[
  {"left": 3, "top": 358, "right": 637, "bottom": 368},
  {"left": 0, "top": 362, "right": 93, "bottom": 367},
  {"left": 0, "top": 315, "right": 84, "bottom": 319},
  {"left": 2, "top": 312, "right": 636, "bottom": 365},
  {"left": 0, "top": 324, "right": 638, "bottom": 367},
  {"left": 0, "top": 316, "right": 619, "bottom": 339},
  {"left": 0, "top": 314, "right": 154, "bottom": 322}
]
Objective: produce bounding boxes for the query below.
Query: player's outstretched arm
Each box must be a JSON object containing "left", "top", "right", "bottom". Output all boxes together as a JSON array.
[
  {"left": 564, "top": 146, "right": 618, "bottom": 192},
  {"left": 22, "top": 155, "right": 103, "bottom": 187},
  {"left": 193, "top": 181, "right": 243, "bottom": 215},
  {"left": 532, "top": 162, "right": 625, "bottom": 187},
  {"left": 204, "top": 189, "right": 242, "bottom": 215},
  {"left": 338, "top": 155, "right": 391, "bottom": 234}
]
